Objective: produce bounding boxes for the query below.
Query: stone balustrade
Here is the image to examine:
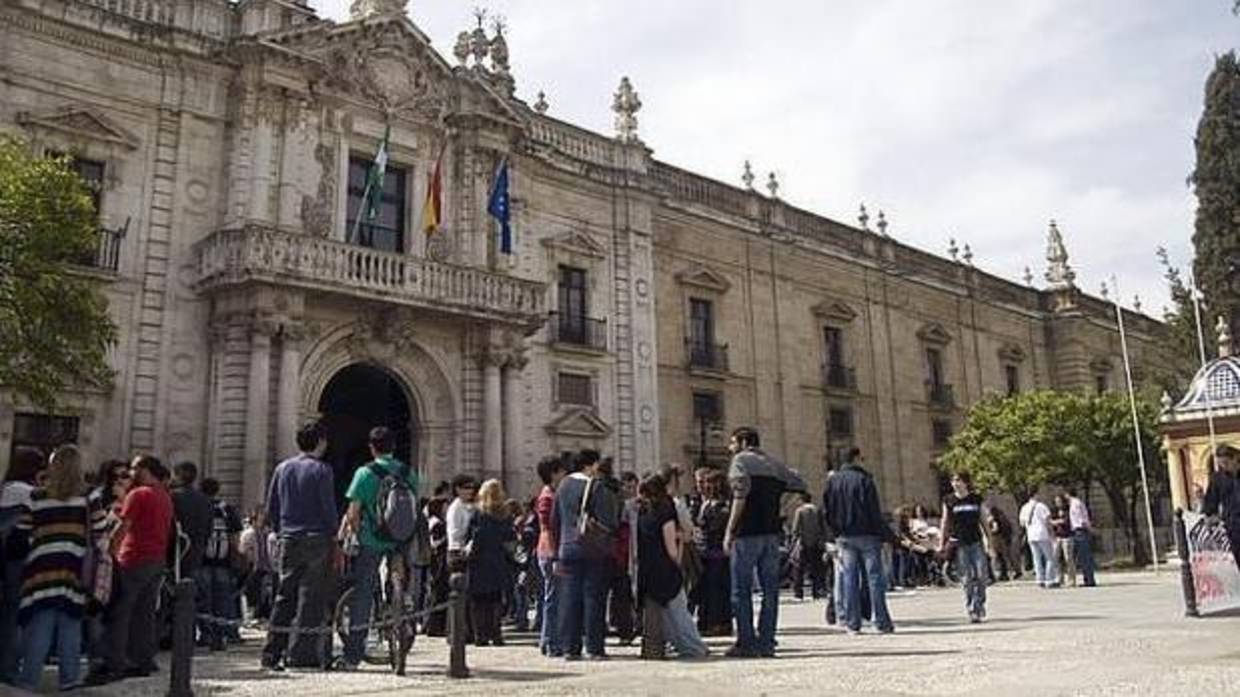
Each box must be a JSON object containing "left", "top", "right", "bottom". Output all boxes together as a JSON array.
[
  {"left": 527, "top": 117, "right": 620, "bottom": 168},
  {"left": 195, "top": 226, "right": 548, "bottom": 325},
  {"left": 650, "top": 162, "right": 751, "bottom": 219}
]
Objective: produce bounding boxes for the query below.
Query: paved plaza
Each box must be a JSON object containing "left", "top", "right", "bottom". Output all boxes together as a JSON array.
[{"left": 53, "top": 571, "right": 1238, "bottom": 697}]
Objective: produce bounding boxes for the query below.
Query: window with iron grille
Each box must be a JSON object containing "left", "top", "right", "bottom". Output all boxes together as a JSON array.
[
  {"left": 692, "top": 391, "right": 722, "bottom": 423},
  {"left": 926, "top": 347, "right": 945, "bottom": 389},
  {"left": 689, "top": 298, "right": 714, "bottom": 353},
  {"left": 1005, "top": 365, "right": 1021, "bottom": 396},
  {"left": 50, "top": 153, "right": 105, "bottom": 217},
  {"left": 346, "top": 156, "right": 407, "bottom": 253},
  {"left": 557, "top": 372, "right": 593, "bottom": 407},
  {"left": 1094, "top": 373, "right": 1109, "bottom": 395},
  {"left": 10, "top": 413, "right": 80, "bottom": 463},
  {"left": 828, "top": 408, "right": 853, "bottom": 438},
  {"left": 932, "top": 418, "right": 953, "bottom": 448},
  {"left": 558, "top": 266, "right": 588, "bottom": 340},
  {"left": 824, "top": 326, "right": 845, "bottom": 368}
]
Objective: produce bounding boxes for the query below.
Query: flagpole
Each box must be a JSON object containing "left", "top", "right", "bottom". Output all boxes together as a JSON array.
[
  {"left": 1187, "top": 270, "right": 1220, "bottom": 456},
  {"left": 1110, "top": 276, "right": 1160, "bottom": 572}
]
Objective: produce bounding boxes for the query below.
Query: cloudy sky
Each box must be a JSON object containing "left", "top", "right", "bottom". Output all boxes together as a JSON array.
[{"left": 318, "top": 0, "right": 1238, "bottom": 314}]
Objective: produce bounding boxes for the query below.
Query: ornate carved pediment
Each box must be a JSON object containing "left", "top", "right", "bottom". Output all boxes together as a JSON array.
[
  {"left": 917, "top": 323, "right": 954, "bottom": 346},
  {"left": 998, "top": 343, "right": 1027, "bottom": 364},
  {"left": 676, "top": 266, "right": 731, "bottom": 293},
  {"left": 542, "top": 230, "right": 607, "bottom": 259},
  {"left": 545, "top": 408, "right": 612, "bottom": 439},
  {"left": 812, "top": 300, "right": 857, "bottom": 323},
  {"left": 344, "top": 308, "right": 418, "bottom": 363},
  {"left": 17, "top": 107, "right": 139, "bottom": 150}
]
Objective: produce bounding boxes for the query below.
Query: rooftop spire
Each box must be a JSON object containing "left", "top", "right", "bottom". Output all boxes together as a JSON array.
[{"left": 1045, "top": 219, "right": 1076, "bottom": 291}]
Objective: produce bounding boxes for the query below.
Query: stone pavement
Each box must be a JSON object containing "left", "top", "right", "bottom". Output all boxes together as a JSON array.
[{"left": 44, "top": 571, "right": 1240, "bottom": 697}]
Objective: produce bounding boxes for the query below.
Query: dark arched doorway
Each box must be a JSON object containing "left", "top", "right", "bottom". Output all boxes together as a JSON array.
[{"left": 318, "top": 363, "right": 415, "bottom": 503}]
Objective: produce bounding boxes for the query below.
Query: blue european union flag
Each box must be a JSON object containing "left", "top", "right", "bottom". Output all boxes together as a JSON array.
[{"left": 488, "top": 160, "right": 512, "bottom": 255}]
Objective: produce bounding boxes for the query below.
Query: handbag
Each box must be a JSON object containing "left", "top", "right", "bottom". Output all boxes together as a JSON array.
[{"left": 577, "top": 479, "right": 613, "bottom": 558}]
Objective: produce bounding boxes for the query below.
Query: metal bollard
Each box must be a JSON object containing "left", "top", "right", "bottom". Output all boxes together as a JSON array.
[
  {"left": 167, "top": 578, "right": 196, "bottom": 697},
  {"left": 1173, "top": 509, "right": 1199, "bottom": 617},
  {"left": 447, "top": 571, "right": 470, "bottom": 679}
]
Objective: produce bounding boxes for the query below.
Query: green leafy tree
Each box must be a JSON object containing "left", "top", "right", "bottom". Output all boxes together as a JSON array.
[
  {"left": 1191, "top": 51, "right": 1240, "bottom": 344},
  {"left": 1153, "top": 247, "right": 1210, "bottom": 395},
  {"left": 0, "top": 136, "right": 116, "bottom": 409},
  {"left": 939, "top": 391, "right": 1088, "bottom": 502}
]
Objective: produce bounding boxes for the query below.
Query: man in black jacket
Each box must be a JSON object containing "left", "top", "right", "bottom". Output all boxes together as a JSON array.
[
  {"left": 1203, "top": 445, "right": 1240, "bottom": 573},
  {"left": 822, "top": 448, "right": 894, "bottom": 634}
]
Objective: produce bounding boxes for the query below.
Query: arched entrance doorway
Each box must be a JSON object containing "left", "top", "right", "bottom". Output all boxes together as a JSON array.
[{"left": 318, "top": 363, "right": 416, "bottom": 501}]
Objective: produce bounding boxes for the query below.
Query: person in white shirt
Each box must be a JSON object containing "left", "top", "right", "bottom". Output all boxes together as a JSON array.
[
  {"left": 445, "top": 474, "right": 479, "bottom": 564},
  {"left": 1066, "top": 489, "right": 1096, "bottom": 587},
  {"left": 1018, "top": 494, "right": 1059, "bottom": 588}
]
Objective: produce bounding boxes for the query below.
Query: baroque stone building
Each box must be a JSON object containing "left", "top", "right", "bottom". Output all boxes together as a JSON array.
[{"left": 0, "top": 0, "right": 1168, "bottom": 512}]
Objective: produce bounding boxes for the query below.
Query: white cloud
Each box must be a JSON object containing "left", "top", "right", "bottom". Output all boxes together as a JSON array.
[{"left": 311, "top": 0, "right": 1234, "bottom": 312}]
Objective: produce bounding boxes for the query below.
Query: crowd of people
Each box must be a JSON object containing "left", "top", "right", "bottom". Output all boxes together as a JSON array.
[{"left": 8, "top": 422, "right": 1229, "bottom": 691}]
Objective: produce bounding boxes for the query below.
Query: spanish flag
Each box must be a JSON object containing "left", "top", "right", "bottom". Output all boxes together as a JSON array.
[{"left": 421, "top": 147, "right": 444, "bottom": 236}]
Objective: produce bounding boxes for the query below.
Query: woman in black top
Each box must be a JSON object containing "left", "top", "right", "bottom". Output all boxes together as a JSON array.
[
  {"left": 939, "top": 472, "right": 991, "bottom": 623},
  {"left": 467, "top": 480, "right": 517, "bottom": 646},
  {"left": 693, "top": 469, "right": 732, "bottom": 636},
  {"left": 637, "top": 473, "right": 709, "bottom": 659}
]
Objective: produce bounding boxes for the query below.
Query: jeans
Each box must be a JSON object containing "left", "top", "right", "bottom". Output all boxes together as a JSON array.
[
  {"left": 538, "top": 558, "right": 561, "bottom": 655},
  {"left": 837, "top": 535, "right": 893, "bottom": 632},
  {"left": 18, "top": 608, "right": 83, "bottom": 690},
  {"left": 957, "top": 542, "right": 988, "bottom": 618},
  {"left": 0, "top": 558, "right": 23, "bottom": 683},
  {"left": 1028, "top": 540, "right": 1058, "bottom": 586},
  {"left": 791, "top": 542, "right": 826, "bottom": 598},
  {"left": 557, "top": 558, "right": 607, "bottom": 657},
  {"left": 729, "top": 534, "right": 781, "bottom": 652},
  {"left": 661, "top": 590, "right": 709, "bottom": 658},
  {"left": 1073, "top": 530, "right": 1096, "bottom": 586},
  {"left": 101, "top": 562, "right": 164, "bottom": 674},
  {"left": 195, "top": 565, "right": 237, "bottom": 647},
  {"left": 343, "top": 547, "right": 382, "bottom": 664},
  {"left": 607, "top": 562, "right": 636, "bottom": 642},
  {"left": 263, "top": 535, "right": 335, "bottom": 666}
]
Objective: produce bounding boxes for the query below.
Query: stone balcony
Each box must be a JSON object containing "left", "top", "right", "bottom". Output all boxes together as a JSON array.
[{"left": 194, "top": 225, "right": 548, "bottom": 326}]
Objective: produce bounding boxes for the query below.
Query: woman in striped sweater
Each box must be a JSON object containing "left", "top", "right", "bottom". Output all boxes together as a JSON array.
[{"left": 14, "top": 445, "right": 99, "bottom": 692}]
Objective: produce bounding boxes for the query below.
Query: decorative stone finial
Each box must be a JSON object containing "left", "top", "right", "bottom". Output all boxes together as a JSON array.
[
  {"left": 613, "top": 77, "right": 642, "bottom": 143},
  {"left": 1219, "top": 315, "right": 1234, "bottom": 358},
  {"left": 1160, "top": 390, "right": 1173, "bottom": 411},
  {"left": 858, "top": 203, "right": 870, "bottom": 230},
  {"left": 1133, "top": 295, "right": 1142, "bottom": 313},
  {"left": 454, "top": 31, "right": 471, "bottom": 65},
  {"left": 349, "top": 0, "right": 406, "bottom": 20},
  {"left": 489, "top": 19, "right": 510, "bottom": 73},
  {"left": 1100, "top": 281, "right": 1109, "bottom": 300},
  {"left": 767, "top": 172, "right": 780, "bottom": 199},
  {"left": 948, "top": 238, "right": 959, "bottom": 262},
  {"left": 1045, "top": 219, "right": 1076, "bottom": 291},
  {"left": 963, "top": 244, "right": 974, "bottom": 267},
  {"left": 470, "top": 9, "right": 491, "bottom": 67},
  {"left": 1023, "top": 266, "right": 1034, "bottom": 287},
  {"left": 533, "top": 91, "right": 549, "bottom": 114},
  {"left": 876, "top": 210, "right": 889, "bottom": 237},
  {"left": 741, "top": 160, "right": 755, "bottom": 190}
]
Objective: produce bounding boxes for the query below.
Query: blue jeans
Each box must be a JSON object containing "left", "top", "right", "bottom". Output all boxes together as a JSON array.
[
  {"left": 729, "top": 534, "right": 781, "bottom": 652},
  {"left": 195, "top": 565, "right": 238, "bottom": 646},
  {"left": 538, "top": 558, "right": 560, "bottom": 655},
  {"left": 1073, "top": 530, "right": 1097, "bottom": 586},
  {"left": 344, "top": 547, "right": 382, "bottom": 664},
  {"left": 662, "top": 590, "right": 709, "bottom": 658},
  {"left": 1029, "top": 540, "right": 1058, "bottom": 586},
  {"left": 0, "top": 558, "right": 23, "bottom": 683},
  {"left": 837, "top": 535, "right": 894, "bottom": 632},
  {"left": 18, "top": 608, "right": 83, "bottom": 690},
  {"left": 557, "top": 559, "right": 607, "bottom": 657},
  {"left": 956, "top": 542, "right": 988, "bottom": 618}
]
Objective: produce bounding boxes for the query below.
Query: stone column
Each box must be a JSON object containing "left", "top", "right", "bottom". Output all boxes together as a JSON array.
[
  {"left": 243, "top": 318, "right": 275, "bottom": 512},
  {"left": 274, "top": 325, "right": 304, "bottom": 466},
  {"left": 502, "top": 352, "right": 528, "bottom": 491},
  {"left": 482, "top": 350, "right": 504, "bottom": 479}
]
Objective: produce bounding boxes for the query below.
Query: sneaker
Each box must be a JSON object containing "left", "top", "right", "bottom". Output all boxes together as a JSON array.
[
  {"left": 260, "top": 656, "right": 285, "bottom": 672},
  {"left": 82, "top": 670, "right": 117, "bottom": 687},
  {"left": 968, "top": 614, "right": 981, "bottom": 624},
  {"left": 845, "top": 627, "right": 862, "bottom": 636},
  {"left": 564, "top": 654, "right": 582, "bottom": 662},
  {"left": 724, "top": 645, "right": 759, "bottom": 658},
  {"left": 877, "top": 625, "right": 895, "bottom": 635}
]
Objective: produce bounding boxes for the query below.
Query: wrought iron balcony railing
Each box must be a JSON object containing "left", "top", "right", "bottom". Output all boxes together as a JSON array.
[
  {"left": 548, "top": 312, "right": 608, "bottom": 351},
  {"left": 824, "top": 363, "right": 858, "bottom": 391},
  {"left": 686, "top": 339, "right": 729, "bottom": 372},
  {"left": 74, "top": 218, "right": 127, "bottom": 273},
  {"left": 926, "top": 382, "right": 956, "bottom": 410}
]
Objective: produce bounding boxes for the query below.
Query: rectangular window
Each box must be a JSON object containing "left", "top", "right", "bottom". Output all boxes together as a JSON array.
[
  {"left": 932, "top": 418, "right": 953, "bottom": 449},
  {"left": 828, "top": 407, "right": 853, "bottom": 438},
  {"left": 689, "top": 298, "right": 715, "bottom": 361},
  {"left": 1095, "top": 374, "right": 1108, "bottom": 395},
  {"left": 50, "top": 153, "right": 105, "bottom": 217},
  {"left": 1005, "top": 365, "right": 1020, "bottom": 397},
  {"left": 926, "top": 347, "right": 944, "bottom": 389},
  {"left": 824, "top": 326, "right": 845, "bottom": 368},
  {"left": 557, "top": 266, "right": 588, "bottom": 341},
  {"left": 557, "top": 373, "right": 593, "bottom": 407},
  {"left": 9, "top": 413, "right": 80, "bottom": 463},
  {"left": 346, "top": 156, "right": 407, "bottom": 253},
  {"left": 692, "top": 391, "right": 722, "bottom": 423}
]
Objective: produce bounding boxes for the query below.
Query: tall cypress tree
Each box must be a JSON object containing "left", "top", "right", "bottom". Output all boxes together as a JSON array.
[{"left": 1191, "top": 52, "right": 1240, "bottom": 343}]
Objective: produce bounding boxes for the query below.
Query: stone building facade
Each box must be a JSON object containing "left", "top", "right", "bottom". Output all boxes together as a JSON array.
[{"left": 0, "top": 0, "right": 1168, "bottom": 512}]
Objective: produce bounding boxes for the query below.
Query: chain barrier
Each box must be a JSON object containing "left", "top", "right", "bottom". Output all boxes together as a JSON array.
[{"left": 194, "top": 599, "right": 453, "bottom": 636}]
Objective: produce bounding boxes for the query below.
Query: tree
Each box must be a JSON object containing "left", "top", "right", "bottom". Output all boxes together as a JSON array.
[
  {"left": 0, "top": 136, "right": 116, "bottom": 409},
  {"left": 1191, "top": 51, "right": 1240, "bottom": 346},
  {"left": 1075, "top": 393, "right": 1165, "bottom": 566},
  {"left": 1153, "top": 247, "right": 1211, "bottom": 395},
  {"left": 939, "top": 391, "right": 1087, "bottom": 503}
]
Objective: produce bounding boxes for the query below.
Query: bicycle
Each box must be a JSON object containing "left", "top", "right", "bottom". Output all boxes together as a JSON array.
[{"left": 333, "top": 552, "right": 416, "bottom": 675}]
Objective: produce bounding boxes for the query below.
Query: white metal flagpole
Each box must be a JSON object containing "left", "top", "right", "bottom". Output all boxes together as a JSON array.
[
  {"left": 1110, "top": 276, "right": 1159, "bottom": 571},
  {"left": 1187, "top": 270, "right": 1220, "bottom": 456}
]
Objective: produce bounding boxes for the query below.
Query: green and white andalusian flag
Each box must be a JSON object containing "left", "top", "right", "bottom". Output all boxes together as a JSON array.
[{"left": 364, "top": 124, "right": 391, "bottom": 222}]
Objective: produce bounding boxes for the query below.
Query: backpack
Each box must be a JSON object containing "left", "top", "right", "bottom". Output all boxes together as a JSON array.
[
  {"left": 370, "top": 462, "right": 419, "bottom": 544},
  {"left": 204, "top": 502, "right": 232, "bottom": 562}
]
